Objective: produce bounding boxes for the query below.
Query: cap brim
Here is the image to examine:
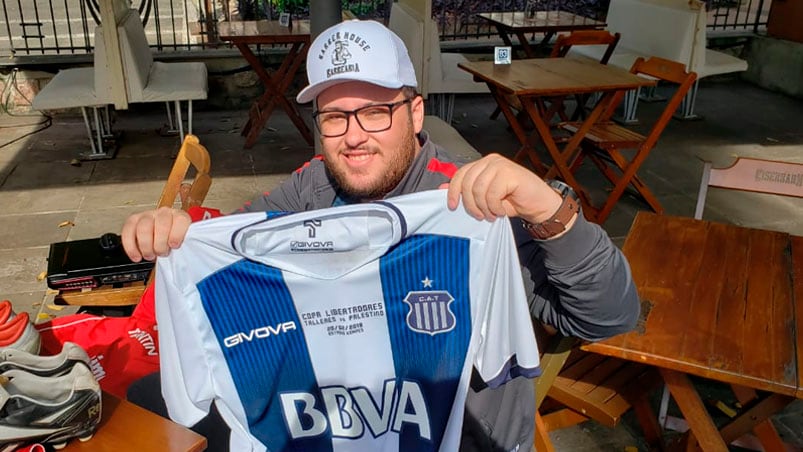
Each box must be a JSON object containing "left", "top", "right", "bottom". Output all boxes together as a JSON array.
[{"left": 296, "top": 77, "right": 406, "bottom": 104}]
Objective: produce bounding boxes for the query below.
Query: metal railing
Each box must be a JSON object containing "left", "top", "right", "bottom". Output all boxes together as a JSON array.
[{"left": 0, "top": 0, "right": 771, "bottom": 60}]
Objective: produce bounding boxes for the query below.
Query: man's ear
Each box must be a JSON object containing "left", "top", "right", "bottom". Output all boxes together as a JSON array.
[{"left": 411, "top": 95, "right": 425, "bottom": 134}]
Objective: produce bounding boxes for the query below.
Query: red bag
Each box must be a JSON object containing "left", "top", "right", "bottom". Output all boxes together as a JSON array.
[{"left": 35, "top": 284, "right": 159, "bottom": 398}]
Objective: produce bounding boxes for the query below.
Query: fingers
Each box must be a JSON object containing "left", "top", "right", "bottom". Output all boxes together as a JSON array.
[
  {"left": 448, "top": 154, "right": 521, "bottom": 221},
  {"left": 120, "top": 207, "right": 190, "bottom": 262}
]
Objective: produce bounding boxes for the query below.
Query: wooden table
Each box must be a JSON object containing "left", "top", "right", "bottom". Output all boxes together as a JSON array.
[
  {"left": 458, "top": 58, "right": 655, "bottom": 221},
  {"left": 477, "top": 11, "right": 606, "bottom": 58},
  {"left": 583, "top": 212, "right": 803, "bottom": 451},
  {"left": 218, "top": 20, "right": 313, "bottom": 149},
  {"left": 62, "top": 391, "right": 206, "bottom": 451}
]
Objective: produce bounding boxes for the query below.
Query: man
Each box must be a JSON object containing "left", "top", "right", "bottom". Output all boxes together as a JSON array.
[{"left": 123, "top": 19, "right": 638, "bottom": 451}]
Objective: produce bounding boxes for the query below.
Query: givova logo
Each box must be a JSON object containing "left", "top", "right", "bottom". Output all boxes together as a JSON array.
[
  {"left": 280, "top": 379, "right": 431, "bottom": 440},
  {"left": 223, "top": 321, "right": 297, "bottom": 348},
  {"left": 292, "top": 219, "right": 334, "bottom": 252}
]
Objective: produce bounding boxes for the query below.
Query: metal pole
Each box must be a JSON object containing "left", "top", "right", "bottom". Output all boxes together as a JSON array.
[
  {"left": 309, "top": 0, "right": 341, "bottom": 38},
  {"left": 308, "top": 0, "right": 342, "bottom": 153}
]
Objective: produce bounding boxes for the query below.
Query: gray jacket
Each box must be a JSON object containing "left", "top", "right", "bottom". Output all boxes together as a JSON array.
[{"left": 239, "top": 130, "right": 640, "bottom": 451}]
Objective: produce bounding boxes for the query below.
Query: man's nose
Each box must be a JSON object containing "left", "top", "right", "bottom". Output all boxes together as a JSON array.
[{"left": 343, "top": 114, "right": 369, "bottom": 146}]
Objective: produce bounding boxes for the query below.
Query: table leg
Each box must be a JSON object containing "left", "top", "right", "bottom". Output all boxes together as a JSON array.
[
  {"left": 521, "top": 94, "right": 612, "bottom": 220},
  {"left": 495, "top": 26, "right": 516, "bottom": 50},
  {"left": 514, "top": 31, "right": 537, "bottom": 58},
  {"left": 236, "top": 42, "right": 313, "bottom": 148},
  {"left": 720, "top": 385, "right": 793, "bottom": 450},
  {"left": 485, "top": 85, "right": 547, "bottom": 174},
  {"left": 660, "top": 369, "right": 729, "bottom": 452}
]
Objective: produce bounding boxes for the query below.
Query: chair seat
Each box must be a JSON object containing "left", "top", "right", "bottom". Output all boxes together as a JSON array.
[
  {"left": 561, "top": 121, "right": 645, "bottom": 149},
  {"left": 697, "top": 49, "right": 748, "bottom": 79},
  {"left": 137, "top": 61, "right": 208, "bottom": 103},
  {"left": 544, "top": 349, "right": 662, "bottom": 429},
  {"left": 32, "top": 68, "right": 104, "bottom": 110},
  {"left": 429, "top": 53, "right": 489, "bottom": 95}
]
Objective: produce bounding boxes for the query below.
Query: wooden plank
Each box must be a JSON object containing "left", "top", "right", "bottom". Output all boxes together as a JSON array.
[
  {"left": 625, "top": 214, "right": 709, "bottom": 364},
  {"left": 679, "top": 221, "right": 734, "bottom": 369},
  {"left": 719, "top": 387, "right": 792, "bottom": 446},
  {"left": 742, "top": 228, "right": 794, "bottom": 386},
  {"left": 661, "top": 369, "right": 728, "bottom": 452},
  {"left": 458, "top": 58, "right": 655, "bottom": 97},
  {"left": 534, "top": 412, "right": 556, "bottom": 452},
  {"left": 792, "top": 236, "right": 803, "bottom": 399},
  {"left": 62, "top": 392, "right": 206, "bottom": 452},
  {"left": 56, "top": 283, "right": 146, "bottom": 306}
]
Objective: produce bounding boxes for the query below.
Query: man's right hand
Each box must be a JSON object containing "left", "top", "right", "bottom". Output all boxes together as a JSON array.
[{"left": 121, "top": 207, "right": 191, "bottom": 262}]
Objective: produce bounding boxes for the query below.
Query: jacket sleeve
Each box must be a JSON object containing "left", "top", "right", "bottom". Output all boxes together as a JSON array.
[{"left": 513, "top": 215, "right": 640, "bottom": 341}]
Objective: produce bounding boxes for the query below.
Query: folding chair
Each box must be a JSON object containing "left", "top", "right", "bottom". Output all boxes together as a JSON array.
[
  {"left": 54, "top": 134, "right": 212, "bottom": 308},
  {"left": 545, "top": 30, "right": 621, "bottom": 122},
  {"left": 560, "top": 56, "right": 697, "bottom": 223},
  {"left": 694, "top": 157, "right": 803, "bottom": 220}
]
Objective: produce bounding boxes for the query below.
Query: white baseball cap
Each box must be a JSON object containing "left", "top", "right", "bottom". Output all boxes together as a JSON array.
[{"left": 296, "top": 19, "right": 418, "bottom": 104}]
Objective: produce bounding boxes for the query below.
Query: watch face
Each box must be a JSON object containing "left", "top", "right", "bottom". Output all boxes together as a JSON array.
[{"left": 546, "top": 179, "right": 577, "bottom": 199}]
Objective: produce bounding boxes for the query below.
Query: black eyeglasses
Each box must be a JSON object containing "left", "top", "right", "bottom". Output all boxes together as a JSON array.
[{"left": 312, "top": 99, "right": 413, "bottom": 138}]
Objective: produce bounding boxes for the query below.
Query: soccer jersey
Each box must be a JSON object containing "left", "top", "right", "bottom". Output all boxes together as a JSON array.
[{"left": 155, "top": 190, "right": 541, "bottom": 452}]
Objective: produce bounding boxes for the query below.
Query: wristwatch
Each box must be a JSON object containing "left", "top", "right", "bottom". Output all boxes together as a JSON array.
[{"left": 522, "top": 180, "right": 580, "bottom": 240}]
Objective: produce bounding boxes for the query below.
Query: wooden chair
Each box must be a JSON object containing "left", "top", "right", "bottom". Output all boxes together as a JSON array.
[
  {"left": 694, "top": 157, "right": 803, "bottom": 219},
  {"left": 54, "top": 134, "right": 212, "bottom": 307},
  {"left": 533, "top": 332, "right": 576, "bottom": 452},
  {"left": 545, "top": 30, "right": 621, "bottom": 122},
  {"left": 540, "top": 347, "right": 665, "bottom": 449},
  {"left": 560, "top": 56, "right": 697, "bottom": 223}
]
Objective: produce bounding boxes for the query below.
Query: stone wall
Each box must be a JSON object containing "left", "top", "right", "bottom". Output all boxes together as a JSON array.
[{"left": 742, "top": 35, "right": 803, "bottom": 100}]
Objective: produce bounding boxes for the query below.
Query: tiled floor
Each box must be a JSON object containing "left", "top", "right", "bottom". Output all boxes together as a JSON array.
[{"left": 1, "top": 75, "right": 802, "bottom": 450}]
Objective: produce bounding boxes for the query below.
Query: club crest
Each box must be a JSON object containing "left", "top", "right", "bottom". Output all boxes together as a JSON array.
[{"left": 403, "top": 283, "right": 456, "bottom": 335}]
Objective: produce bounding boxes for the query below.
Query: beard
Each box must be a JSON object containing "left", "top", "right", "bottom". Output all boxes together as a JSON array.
[{"left": 327, "top": 116, "right": 417, "bottom": 200}]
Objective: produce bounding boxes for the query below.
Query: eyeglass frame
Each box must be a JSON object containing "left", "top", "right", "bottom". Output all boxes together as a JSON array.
[{"left": 311, "top": 98, "right": 414, "bottom": 138}]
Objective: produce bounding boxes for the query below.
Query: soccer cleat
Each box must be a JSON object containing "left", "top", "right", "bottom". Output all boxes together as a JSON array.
[
  {"left": 0, "top": 362, "right": 101, "bottom": 450},
  {"left": 0, "top": 313, "right": 40, "bottom": 355},
  {"left": 0, "top": 342, "right": 89, "bottom": 377}
]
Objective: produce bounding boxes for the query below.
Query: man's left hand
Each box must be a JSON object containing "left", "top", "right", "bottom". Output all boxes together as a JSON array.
[{"left": 443, "top": 154, "right": 568, "bottom": 227}]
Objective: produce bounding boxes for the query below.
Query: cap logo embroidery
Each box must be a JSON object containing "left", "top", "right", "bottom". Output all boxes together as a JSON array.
[
  {"left": 331, "top": 41, "right": 352, "bottom": 66},
  {"left": 326, "top": 40, "right": 360, "bottom": 78}
]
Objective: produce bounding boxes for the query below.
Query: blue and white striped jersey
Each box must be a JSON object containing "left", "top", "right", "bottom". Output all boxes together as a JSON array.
[{"left": 156, "top": 190, "right": 541, "bottom": 452}]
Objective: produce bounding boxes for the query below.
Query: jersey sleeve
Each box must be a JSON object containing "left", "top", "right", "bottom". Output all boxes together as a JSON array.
[
  {"left": 155, "top": 258, "right": 216, "bottom": 426},
  {"left": 473, "top": 221, "right": 541, "bottom": 388}
]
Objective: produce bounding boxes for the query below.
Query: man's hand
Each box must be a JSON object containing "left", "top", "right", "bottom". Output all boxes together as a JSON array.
[
  {"left": 121, "top": 207, "right": 191, "bottom": 262},
  {"left": 444, "top": 154, "right": 568, "bottom": 226}
]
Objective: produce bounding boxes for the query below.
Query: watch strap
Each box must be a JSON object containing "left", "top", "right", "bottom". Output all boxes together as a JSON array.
[{"left": 522, "top": 191, "right": 580, "bottom": 240}]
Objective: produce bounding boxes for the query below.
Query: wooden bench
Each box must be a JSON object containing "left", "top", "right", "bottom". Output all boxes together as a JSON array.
[
  {"left": 570, "top": 0, "right": 747, "bottom": 121},
  {"left": 422, "top": 115, "right": 481, "bottom": 162}
]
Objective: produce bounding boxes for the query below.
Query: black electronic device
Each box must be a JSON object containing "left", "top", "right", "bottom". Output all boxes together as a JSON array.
[{"left": 46, "top": 234, "right": 154, "bottom": 291}]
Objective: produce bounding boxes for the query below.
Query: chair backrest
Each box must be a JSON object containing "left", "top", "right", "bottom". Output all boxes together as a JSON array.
[
  {"left": 96, "top": 0, "right": 131, "bottom": 109},
  {"left": 695, "top": 157, "right": 803, "bottom": 219},
  {"left": 550, "top": 30, "right": 621, "bottom": 64},
  {"left": 388, "top": 2, "right": 427, "bottom": 97},
  {"left": 116, "top": 9, "right": 154, "bottom": 102},
  {"left": 157, "top": 134, "right": 212, "bottom": 210},
  {"left": 604, "top": 0, "right": 699, "bottom": 67},
  {"left": 602, "top": 56, "right": 697, "bottom": 140}
]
